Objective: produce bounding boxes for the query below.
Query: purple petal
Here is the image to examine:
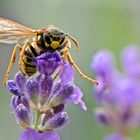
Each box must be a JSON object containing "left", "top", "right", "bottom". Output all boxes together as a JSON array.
[
  {"left": 78, "top": 100, "right": 87, "bottom": 111},
  {"left": 7, "top": 80, "right": 21, "bottom": 96},
  {"left": 26, "top": 77, "right": 39, "bottom": 105},
  {"left": 49, "top": 84, "right": 86, "bottom": 110},
  {"left": 15, "top": 104, "right": 32, "bottom": 126},
  {"left": 45, "top": 112, "right": 69, "bottom": 129},
  {"left": 48, "top": 84, "right": 74, "bottom": 107},
  {"left": 40, "top": 131, "right": 60, "bottom": 140},
  {"left": 15, "top": 72, "right": 26, "bottom": 93},
  {"left": 59, "top": 63, "right": 74, "bottom": 86},
  {"left": 70, "top": 87, "right": 87, "bottom": 111},
  {"left": 11, "top": 95, "right": 29, "bottom": 110},
  {"left": 18, "top": 129, "right": 39, "bottom": 140},
  {"left": 19, "top": 129, "right": 60, "bottom": 140},
  {"left": 36, "top": 52, "right": 61, "bottom": 75},
  {"left": 39, "top": 75, "right": 53, "bottom": 105},
  {"left": 51, "top": 82, "right": 62, "bottom": 98}
]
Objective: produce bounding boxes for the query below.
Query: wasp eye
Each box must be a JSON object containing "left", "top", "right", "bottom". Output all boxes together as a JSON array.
[
  {"left": 45, "top": 34, "right": 51, "bottom": 44},
  {"left": 60, "top": 37, "right": 65, "bottom": 44}
]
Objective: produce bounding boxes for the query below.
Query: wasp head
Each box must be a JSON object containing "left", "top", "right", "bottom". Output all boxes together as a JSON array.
[{"left": 44, "top": 27, "right": 65, "bottom": 49}]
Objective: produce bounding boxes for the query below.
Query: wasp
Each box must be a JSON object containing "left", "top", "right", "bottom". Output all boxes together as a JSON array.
[{"left": 0, "top": 18, "right": 99, "bottom": 85}]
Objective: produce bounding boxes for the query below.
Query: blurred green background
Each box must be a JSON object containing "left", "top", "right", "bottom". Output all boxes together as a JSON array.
[{"left": 0, "top": 0, "right": 140, "bottom": 140}]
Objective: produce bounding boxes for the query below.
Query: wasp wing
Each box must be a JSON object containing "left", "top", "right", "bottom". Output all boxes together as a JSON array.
[{"left": 0, "top": 18, "right": 37, "bottom": 44}]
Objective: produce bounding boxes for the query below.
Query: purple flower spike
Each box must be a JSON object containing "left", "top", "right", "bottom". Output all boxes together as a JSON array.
[
  {"left": 92, "top": 47, "right": 140, "bottom": 140},
  {"left": 18, "top": 129, "right": 60, "bottom": 140},
  {"left": 7, "top": 50, "right": 86, "bottom": 138},
  {"left": 59, "top": 63, "right": 74, "bottom": 86},
  {"left": 36, "top": 51, "right": 62, "bottom": 75},
  {"left": 15, "top": 104, "right": 32, "bottom": 126},
  {"left": 45, "top": 112, "right": 69, "bottom": 129}
]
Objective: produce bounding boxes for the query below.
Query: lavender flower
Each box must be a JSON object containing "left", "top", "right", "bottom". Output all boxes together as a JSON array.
[
  {"left": 91, "top": 46, "right": 140, "bottom": 140},
  {"left": 7, "top": 51, "right": 86, "bottom": 140}
]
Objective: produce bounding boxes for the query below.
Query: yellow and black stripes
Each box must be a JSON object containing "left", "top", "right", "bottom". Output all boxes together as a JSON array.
[{"left": 20, "top": 44, "right": 38, "bottom": 76}]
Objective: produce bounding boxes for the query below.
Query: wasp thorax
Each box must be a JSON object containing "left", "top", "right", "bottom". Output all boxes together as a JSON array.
[{"left": 44, "top": 28, "right": 65, "bottom": 49}]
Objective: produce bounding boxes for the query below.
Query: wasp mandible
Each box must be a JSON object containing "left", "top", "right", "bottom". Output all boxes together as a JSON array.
[{"left": 0, "top": 18, "right": 99, "bottom": 85}]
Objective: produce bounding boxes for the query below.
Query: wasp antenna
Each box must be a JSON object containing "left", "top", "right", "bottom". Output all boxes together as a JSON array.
[{"left": 66, "top": 34, "right": 79, "bottom": 52}]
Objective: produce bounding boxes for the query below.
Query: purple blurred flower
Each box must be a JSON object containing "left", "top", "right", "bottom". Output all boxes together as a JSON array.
[
  {"left": 103, "top": 134, "right": 130, "bottom": 140},
  {"left": 19, "top": 129, "right": 60, "bottom": 140},
  {"left": 91, "top": 46, "right": 140, "bottom": 139},
  {"left": 94, "top": 108, "right": 110, "bottom": 126},
  {"left": 91, "top": 50, "right": 115, "bottom": 83},
  {"left": 121, "top": 45, "right": 140, "bottom": 79}
]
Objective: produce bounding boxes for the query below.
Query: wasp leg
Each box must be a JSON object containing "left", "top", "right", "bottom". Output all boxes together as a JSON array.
[
  {"left": 19, "top": 41, "right": 32, "bottom": 75},
  {"left": 53, "top": 49, "right": 69, "bottom": 79},
  {"left": 32, "top": 41, "right": 41, "bottom": 54},
  {"left": 53, "top": 39, "right": 70, "bottom": 79},
  {"left": 20, "top": 41, "right": 31, "bottom": 58},
  {"left": 3, "top": 44, "right": 22, "bottom": 85},
  {"left": 64, "top": 39, "right": 99, "bottom": 85},
  {"left": 67, "top": 52, "right": 99, "bottom": 85}
]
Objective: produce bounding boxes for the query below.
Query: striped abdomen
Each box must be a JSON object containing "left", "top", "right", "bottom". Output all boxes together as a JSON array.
[{"left": 20, "top": 44, "right": 39, "bottom": 76}]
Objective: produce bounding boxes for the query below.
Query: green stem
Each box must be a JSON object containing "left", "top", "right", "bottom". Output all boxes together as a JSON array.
[{"left": 34, "top": 110, "right": 40, "bottom": 130}]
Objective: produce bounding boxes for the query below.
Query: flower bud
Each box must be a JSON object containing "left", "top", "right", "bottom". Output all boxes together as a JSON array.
[
  {"left": 7, "top": 80, "right": 20, "bottom": 96},
  {"left": 36, "top": 51, "right": 61, "bottom": 75},
  {"left": 14, "top": 72, "right": 26, "bottom": 93},
  {"left": 53, "top": 104, "right": 65, "bottom": 114},
  {"left": 44, "top": 112, "right": 69, "bottom": 129},
  {"left": 15, "top": 103, "right": 32, "bottom": 126},
  {"left": 11, "top": 95, "right": 29, "bottom": 110},
  {"left": 39, "top": 75, "right": 53, "bottom": 105},
  {"left": 26, "top": 77, "right": 39, "bottom": 105}
]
